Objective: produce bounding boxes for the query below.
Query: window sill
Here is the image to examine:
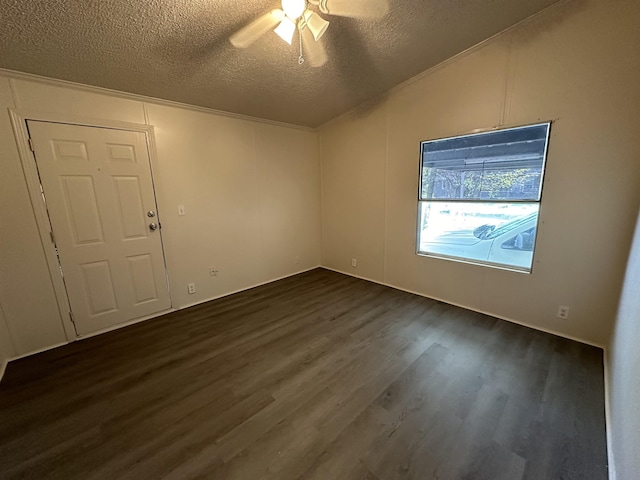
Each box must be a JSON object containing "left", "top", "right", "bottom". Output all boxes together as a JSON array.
[{"left": 416, "top": 251, "right": 533, "bottom": 274}]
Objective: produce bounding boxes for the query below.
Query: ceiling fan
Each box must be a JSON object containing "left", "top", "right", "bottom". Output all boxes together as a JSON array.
[{"left": 229, "top": 0, "right": 389, "bottom": 67}]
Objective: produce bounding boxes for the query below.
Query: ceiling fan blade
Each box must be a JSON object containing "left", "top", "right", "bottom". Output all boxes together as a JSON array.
[
  {"left": 315, "top": 0, "right": 389, "bottom": 19},
  {"left": 300, "top": 26, "right": 328, "bottom": 67},
  {"left": 230, "top": 9, "right": 284, "bottom": 48}
]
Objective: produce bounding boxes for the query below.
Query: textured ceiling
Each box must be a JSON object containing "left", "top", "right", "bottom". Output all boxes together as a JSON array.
[{"left": 0, "top": 0, "right": 561, "bottom": 127}]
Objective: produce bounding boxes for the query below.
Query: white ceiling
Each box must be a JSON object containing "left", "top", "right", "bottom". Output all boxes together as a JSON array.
[{"left": 0, "top": 0, "right": 561, "bottom": 127}]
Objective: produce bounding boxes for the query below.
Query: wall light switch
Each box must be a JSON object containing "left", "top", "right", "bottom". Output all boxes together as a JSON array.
[{"left": 178, "top": 205, "right": 186, "bottom": 216}]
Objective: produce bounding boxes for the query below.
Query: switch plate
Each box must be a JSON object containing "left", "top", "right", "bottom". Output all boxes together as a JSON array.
[
  {"left": 557, "top": 305, "right": 569, "bottom": 319},
  {"left": 188, "top": 283, "right": 196, "bottom": 294},
  {"left": 351, "top": 258, "right": 357, "bottom": 268},
  {"left": 178, "top": 205, "right": 186, "bottom": 216}
]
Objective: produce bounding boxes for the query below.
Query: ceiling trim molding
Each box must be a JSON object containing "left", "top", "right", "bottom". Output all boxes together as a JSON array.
[
  {"left": 318, "top": 0, "right": 568, "bottom": 130},
  {"left": 0, "top": 68, "right": 315, "bottom": 132}
]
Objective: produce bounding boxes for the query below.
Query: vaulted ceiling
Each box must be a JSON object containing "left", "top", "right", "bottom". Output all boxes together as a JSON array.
[{"left": 0, "top": 0, "right": 561, "bottom": 127}]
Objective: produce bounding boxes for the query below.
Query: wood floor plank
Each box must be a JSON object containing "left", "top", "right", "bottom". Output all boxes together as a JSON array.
[{"left": 0, "top": 268, "right": 608, "bottom": 479}]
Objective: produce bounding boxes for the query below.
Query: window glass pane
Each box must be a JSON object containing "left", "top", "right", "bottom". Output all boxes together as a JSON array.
[
  {"left": 420, "top": 124, "right": 549, "bottom": 201},
  {"left": 418, "top": 202, "right": 540, "bottom": 271}
]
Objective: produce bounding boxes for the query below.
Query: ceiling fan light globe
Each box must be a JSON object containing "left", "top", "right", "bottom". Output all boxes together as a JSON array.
[
  {"left": 271, "top": 9, "right": 285, "bottom": 21},
  {"left": 304, "top": 10, "right": 329, "bottom": 41},
  {"left": 282, "top": 0, "right": 306, "bottom": 20},
  {"left": 274, "top": 16, "right": 297, "bottom": 44}
]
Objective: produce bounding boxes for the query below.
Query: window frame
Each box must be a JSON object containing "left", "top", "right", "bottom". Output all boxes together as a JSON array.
[{"left": 415, "top": 122, "right": 552, "bottom": 273}]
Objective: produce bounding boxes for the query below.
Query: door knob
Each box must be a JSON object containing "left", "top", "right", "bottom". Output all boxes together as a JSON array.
[
  {"left": 149, "top": 222, "right": 158, "bottom": 231},
  {"left": 147, "top": 210, "right": 156, "bottom": 217}
]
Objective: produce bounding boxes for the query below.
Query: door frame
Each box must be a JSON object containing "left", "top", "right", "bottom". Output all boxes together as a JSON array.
[{"left": 8, "top": 109, "right": 172, "bottom": 341}]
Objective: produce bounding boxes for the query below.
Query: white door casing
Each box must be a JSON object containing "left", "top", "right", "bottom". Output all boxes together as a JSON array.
[{"left": 27, "top": 121, "right": 171, "bottom": 336}]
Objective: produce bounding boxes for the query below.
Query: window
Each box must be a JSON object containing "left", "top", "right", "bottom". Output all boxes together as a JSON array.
[{"left": 417, "top": 123, "right": 550, "bottom": 272}]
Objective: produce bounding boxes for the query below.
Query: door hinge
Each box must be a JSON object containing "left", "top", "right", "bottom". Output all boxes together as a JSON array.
[
  {"left": 49, "top": 230, "right": 55, "bottom": 244},
  {"left": 28, "top": 138, "right": 35, "bottom": 152},
  {"left": 69, "top": 311, "right": 77, "bottom": 330}
]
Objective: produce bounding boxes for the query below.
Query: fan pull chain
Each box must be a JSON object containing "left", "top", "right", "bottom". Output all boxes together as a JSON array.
[{"left": 298, "top": 28, "right": 305, "bottom": 65}]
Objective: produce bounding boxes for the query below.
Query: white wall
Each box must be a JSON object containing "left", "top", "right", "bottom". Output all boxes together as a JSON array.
[
  {"left": 319, "top": 0, "right": 640, "bottom": 347},
  {"left": 145, "top": 105, "right": 321, "bottom": 308},
  {"left": 0, "top": 77, "right": 69, "bottom": 355},
  {"left": 607, "top": 209, "right": 640, "bottom": 479},
  {"left": 0, "top": 75, "right": 321, "bottom": 358}
]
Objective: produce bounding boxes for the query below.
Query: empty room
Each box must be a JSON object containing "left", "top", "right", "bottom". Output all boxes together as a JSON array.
[{"left": 0, "top": 0, "right": 638, "bottom": 478}]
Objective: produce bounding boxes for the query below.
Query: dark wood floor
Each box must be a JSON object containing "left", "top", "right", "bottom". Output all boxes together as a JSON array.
[{"left": 0, "top": 268, "right": 607, "bottom": 479}]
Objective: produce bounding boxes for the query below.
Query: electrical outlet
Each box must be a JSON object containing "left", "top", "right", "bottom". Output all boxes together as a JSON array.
[
  {"left": 351, "top": 258, "right": 357, "bottom": 268},
  {"left": 188, "top": 283, "right": 196, "bottom": 294},
  {"left": 209, "top": 267, "right": 218, "bottom": 276},
  {"left": 557, "top": 305, "right": 569, "bottom": 319},
  {"left": 295, "top": 256, "right": 300, "bottom": 265}
]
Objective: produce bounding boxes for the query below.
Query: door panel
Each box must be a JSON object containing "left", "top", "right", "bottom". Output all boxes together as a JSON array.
[
  {"left": 80, "top": 261, "right": 118, "bottom": 315},
  {"left": 61, "top": 175, "right": 105, "bottom": 245},
  {"left": 52, "top": 139, "right": 88, "bottom": 162},
  {"left": 28, "top": 121, "right": 171, "bottom": 336},
  {"left": 106, "top": 143, "right": 137, "bottom": 163},
  {"left": 113, "top": 176, "right": 147, "bottom": 239},
  {"left": 127, "top": 254, "right": 159, "bottom": 304}
]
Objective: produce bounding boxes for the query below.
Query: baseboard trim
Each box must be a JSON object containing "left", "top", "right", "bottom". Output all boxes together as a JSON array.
[
  {"left": 75, "top": 308, "right": 177, "bottom": 341},
  {"left": 5, "top": 341, "right": 69, "bottom": 364},
  {"left": 603, "top": 351, "right": 616, "bottom": 480},
  {"left": 179, "top": 266, "right": 322, "bottom": 310},
  {"left": 0, "top": 265, "right": 322, "bottom": 382},
  {"left": 79, "top": 266, "right": 321, "bottom": 340},
  {"left": 321, "top": 266, "right": 605, "bottom": 350},
  {"left": 323, "top": 266, "right": 613, "bottom": 475}
]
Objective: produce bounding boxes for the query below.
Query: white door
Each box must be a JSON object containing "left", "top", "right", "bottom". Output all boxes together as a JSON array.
[{"left": 28, "top": 121, "right": 171, "bottom": 336}]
